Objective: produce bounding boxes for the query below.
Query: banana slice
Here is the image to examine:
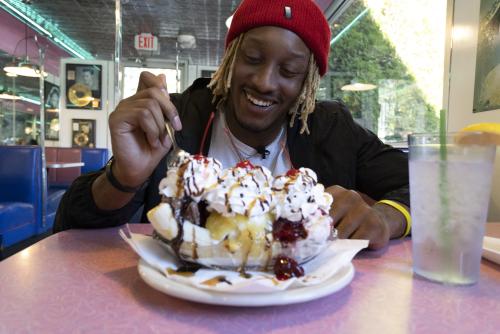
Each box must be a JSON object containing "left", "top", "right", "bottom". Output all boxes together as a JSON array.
[{"left": 147, "top": 203, "right": 178, "bottom": 240}]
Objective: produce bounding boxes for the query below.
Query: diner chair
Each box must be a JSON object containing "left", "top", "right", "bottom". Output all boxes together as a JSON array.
[
  {"left": 0, "top": 146, "right": 41, "bottom": 250},
  {"left": 81, "top": 148, "right": 109, "bottom": 174}
]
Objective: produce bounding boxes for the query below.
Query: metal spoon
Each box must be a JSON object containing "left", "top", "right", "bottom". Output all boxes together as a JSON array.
[{"left": 165, "top": 122, "right": 187, "bottom": 168}]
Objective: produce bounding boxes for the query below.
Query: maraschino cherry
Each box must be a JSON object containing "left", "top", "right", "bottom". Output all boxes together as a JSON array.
[
  {"left": 273, "top": 218, "right": 308, "bottom": 244},
  {"left": 193, "top": 154, "right": 209, "bottom": 163},
  {"left": 286, "top": 168, "right": 300, "bottom": 177},
  {"left": 236, "top": 160, "right": 255, "bottom": 169},
  {"left": 274, "top": 255, "right": 305, "bottom": 280}
]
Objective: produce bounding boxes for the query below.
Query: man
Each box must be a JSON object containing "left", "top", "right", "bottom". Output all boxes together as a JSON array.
[
  {"left": 46, "top": 86, "right": 60, "bottom": 110},
  {"left": 80, "top": 67, "right": 95, "bottom": 90},
  {"left": 55, "top": 0, "right": 410, "bottom": 250}
]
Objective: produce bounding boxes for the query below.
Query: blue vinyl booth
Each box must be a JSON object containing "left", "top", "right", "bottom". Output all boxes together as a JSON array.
[
  {"left": 0, "top": 146, "right": 62, "bottom": 251},
  {"left": 81, "top": 148, "right": 109, "bottom": 174}
]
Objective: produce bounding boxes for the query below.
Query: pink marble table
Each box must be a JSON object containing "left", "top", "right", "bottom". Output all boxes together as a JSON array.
[{"left": 0, "top": 223, "right": 499, "bottom": 334}]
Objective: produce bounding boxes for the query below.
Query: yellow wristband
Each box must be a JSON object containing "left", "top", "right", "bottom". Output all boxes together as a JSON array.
[{"left": 377, "top": 199, "right": 411, "bottom": 238}]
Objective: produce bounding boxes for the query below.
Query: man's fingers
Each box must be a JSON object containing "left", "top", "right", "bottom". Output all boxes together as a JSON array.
[
  {"left": 335, "top": 206, "right": 369, "bottom": 239},
  {"left": 326, "top": 185, "right": 390, "bottom": 249},
  {"left": 326, "top": 184, "right": 346, "bottom": 198},
  {"left": 132, "top": 99, "right": 167, "bottom": 135},
  {"left": 136, "top": 72, "right": 182, "bottom": 131},
  {"left": 134, "top": 107, "right": 164, "bottom": 149},
  {"left": 351, "top": 216, "right": 389, "bottom": 250},
  {"left": 328, "top": 185, "right": 372, "bottom": 238},
  {"left": 137, "top": 71, "right": 166, "bottom": 92},
  {"left": 158, "top": 73, "right": 167, "bottom": 84},
  {"left": 132, "top": 87, "right": 182, "bottom": 131},
  {"left": 328, "top": 186, "right": 354, "bottom": 225}
]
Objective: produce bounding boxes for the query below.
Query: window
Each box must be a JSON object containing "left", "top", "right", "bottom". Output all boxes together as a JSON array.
[
  {"left": 122, "top": 67, "right": 179, "bottom": 99},
  {"left": 320, "top": 0, "right": 448, "bottom": 146}
]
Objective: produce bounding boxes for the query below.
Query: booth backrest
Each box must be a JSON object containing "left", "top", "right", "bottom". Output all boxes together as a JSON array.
[
  {"left": 47, "top": 147, "right": 82, "bottom": 187},
  {"left": 0, "top": 146, "right": 42, "bottom": 247},
  {"left": 0, "top": 146, "right": 42, "bottom": 209},
  {"left": 45, "top": 147, "right": 57, "bottom": 183},
  {"left": 81, "top": 148, "right": 108, "bottom": 174}
]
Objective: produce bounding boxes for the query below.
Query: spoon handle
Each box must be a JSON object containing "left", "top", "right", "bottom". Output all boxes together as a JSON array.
[{"left": 165, "top": 122, "right": 178, "bottom": 150}]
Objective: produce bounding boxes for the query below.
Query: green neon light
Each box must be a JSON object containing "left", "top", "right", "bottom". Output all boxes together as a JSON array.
[
  {"left": 0, "top": 0, "right": 94, "bottom": 59},
  {"left": 20, "top": 95, "right": 41, "bottom": 105},
  {"left": 330, "top": 8, "right": 369, "bottom": 45}
]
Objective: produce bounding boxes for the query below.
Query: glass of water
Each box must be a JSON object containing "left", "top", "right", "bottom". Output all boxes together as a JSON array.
[{"left": 409, "top": 132, "right": 496, "bottom": 285}]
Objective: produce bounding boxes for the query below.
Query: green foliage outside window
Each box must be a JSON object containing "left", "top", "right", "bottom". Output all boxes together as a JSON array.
[{"left": 319, "top": 2, "right": 439, "bottom": 143}]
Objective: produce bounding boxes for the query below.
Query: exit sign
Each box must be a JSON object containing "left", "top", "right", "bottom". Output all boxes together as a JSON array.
[{"left": 134, "top": 33, "right": 158, "bottom": 51}]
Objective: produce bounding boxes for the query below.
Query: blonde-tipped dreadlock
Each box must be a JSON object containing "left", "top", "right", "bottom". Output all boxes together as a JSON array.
[
  {"left": 207, "top": 35, "right": 243, "bottom": 111},
  {"left": 208, "top": 34, "right": 321, "bottom": 135}
]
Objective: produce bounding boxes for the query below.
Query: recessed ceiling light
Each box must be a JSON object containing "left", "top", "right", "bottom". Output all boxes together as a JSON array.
[{"left": 341, "top": 82, "right": 377, "bottom": 91}]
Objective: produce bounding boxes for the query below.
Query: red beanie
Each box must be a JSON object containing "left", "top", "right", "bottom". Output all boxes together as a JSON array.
[{"left": 226, "top": 0, "right": 331, "bottom": 76}]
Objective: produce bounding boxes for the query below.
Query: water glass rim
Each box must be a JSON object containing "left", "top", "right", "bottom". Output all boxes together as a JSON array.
[{"left": 408, "top": 131, "right": 484, "bottom": 138}]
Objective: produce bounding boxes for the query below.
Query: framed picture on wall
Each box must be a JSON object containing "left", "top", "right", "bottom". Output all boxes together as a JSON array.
[
  {"left": 473, "top": 0, "right": 500, "bottom": 113},
  {"left": 65, "top": 64, "right": 102, "bottom": 110},
  {"left": 71, "top": 119, "right": 96, "bottom": 148},
  {"left": 44, "top": 81, "right": 60, "bottom": 140}
]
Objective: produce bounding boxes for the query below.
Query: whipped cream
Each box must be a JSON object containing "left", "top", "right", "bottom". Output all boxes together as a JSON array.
[
  {"left": 159, "top": 152, "right": 222, "bottom": 202},
  {"left": 272, "top": 168, "right": 333, "bottom": 222},
  {"left": 204, "top": 160, "right": 274, "bottom": 217}
]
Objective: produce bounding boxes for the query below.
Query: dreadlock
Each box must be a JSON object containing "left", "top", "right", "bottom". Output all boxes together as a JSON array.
[{"left": 207, "top": 34, "right": 321, "bottom": 135}]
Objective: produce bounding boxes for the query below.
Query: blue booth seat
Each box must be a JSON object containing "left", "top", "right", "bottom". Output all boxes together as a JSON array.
[
  {"left": 0, "top": 146, "right": 63, "bottom": 251},
  {"left": 45, "top": 189, "right": 65, "bottom": 228},
  {"left": 81, "top": 148, "right": 109, "bottom": 174},
  {"left": 0, "top": 146, "right": 42, "bottom": 249},
  {"left": 0, "top": 203, "right": 36, "bottom": 248}
]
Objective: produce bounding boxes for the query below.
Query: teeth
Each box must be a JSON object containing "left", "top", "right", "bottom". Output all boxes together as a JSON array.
[{"left": 246, "top": 92, "right": 273, "bottom": 107}]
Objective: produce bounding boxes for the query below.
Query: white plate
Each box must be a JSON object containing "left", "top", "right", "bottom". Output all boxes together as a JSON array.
[
  {"left": 483, "top": 236, "right": 500, "bottom": 265},
  {"left": 138, "top": 259, "right": 354, "bottom": 307}
]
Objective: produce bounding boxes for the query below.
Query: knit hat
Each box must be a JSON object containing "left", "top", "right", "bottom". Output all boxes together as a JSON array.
[{"left": 226, "top": 0, "right": 331, "bottom": 76}]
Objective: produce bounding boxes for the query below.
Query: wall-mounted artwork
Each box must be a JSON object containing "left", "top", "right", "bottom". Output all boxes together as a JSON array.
[
  {"left": 71, "top": 118, "right": 96, "bottom": 148},
  {"left": 473, "top": 0, "right": 500, "bottom": 113},
  {"left": 65, "top": 64, "right": 102, "bottom": 110},
  {"left": 44, "top": 81, "right": 60, "bottom": 141}
]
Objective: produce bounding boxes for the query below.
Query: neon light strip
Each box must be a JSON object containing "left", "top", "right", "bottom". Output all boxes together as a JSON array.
[
  {"left": 54, "top": 37, "right": 86, "bottom": 59},
  {"left": 0, "top": 0, "right": 93, "bottom": 59},
  {"left": 20, "top": 96, "right": 41, "bottom": 105},
  {"left": 0, "top": 0, "right": 52, "bottom": 37}
]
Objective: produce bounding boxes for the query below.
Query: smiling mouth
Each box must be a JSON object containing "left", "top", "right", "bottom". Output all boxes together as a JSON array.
[{"left": 245, "top": 91, "right": 275, "bottom": 108}]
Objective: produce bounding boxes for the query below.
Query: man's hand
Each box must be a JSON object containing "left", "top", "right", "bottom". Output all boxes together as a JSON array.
[
  {"left": 108, "top": 71, "right": 182, "bottom": 189},
  {"left": 327, "top": 185, "right": 405, "bottom": 250}
]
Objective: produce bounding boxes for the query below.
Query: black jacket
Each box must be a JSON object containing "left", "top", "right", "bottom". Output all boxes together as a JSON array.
[{"left": 54, "top": 78, "right": 409, "bottom": 232}]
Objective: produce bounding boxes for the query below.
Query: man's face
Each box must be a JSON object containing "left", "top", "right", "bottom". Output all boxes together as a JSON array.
[
  {"left": 49, "top": 92, "right": 58, "bottom": 107},
  {"left": 82, "top": 71, "right": 92, "bottom": 86},
  {"left": 228, "top": 26, "right": 310, "bottom": 137}
]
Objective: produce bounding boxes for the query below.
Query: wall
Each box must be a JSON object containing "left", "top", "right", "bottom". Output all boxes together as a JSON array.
[
  {"left": 0, "top": 9, "right": 70, "bottom": 76},
  {"left": 58, "top": 58, "right": 114, "bottom": 151},
  {"left": 447, "top": 0, "right": 500, "bottom": 220}
]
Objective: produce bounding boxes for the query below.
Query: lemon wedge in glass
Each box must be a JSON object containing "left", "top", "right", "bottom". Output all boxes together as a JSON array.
[{"left": 455, "top": 122, "right": 500, "bottom": 145}]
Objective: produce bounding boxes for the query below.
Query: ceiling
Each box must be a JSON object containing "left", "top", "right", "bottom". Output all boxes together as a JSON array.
[
  {"left": 16, "top": 0, "right": 334, "bottom": 65},
  {"left": 0, "top": 0, "right": 336, "bottom": 113},
  {"left": 29, "top": 0, "right": 240, "bottom": 66}
]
